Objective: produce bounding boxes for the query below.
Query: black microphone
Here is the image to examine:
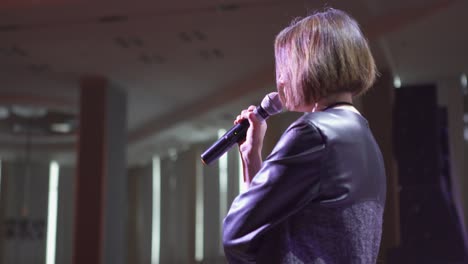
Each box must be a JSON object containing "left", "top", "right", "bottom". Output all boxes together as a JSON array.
[{"left": 201, "top": 92, "right": 283, "bottom": 165}]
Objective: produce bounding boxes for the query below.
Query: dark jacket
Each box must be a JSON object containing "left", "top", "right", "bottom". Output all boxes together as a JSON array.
[{"left": 223, "top": 108, "right": 387, "bottom": 264}]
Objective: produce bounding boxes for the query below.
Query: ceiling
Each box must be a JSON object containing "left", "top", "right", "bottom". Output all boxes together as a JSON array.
[{"left": 0, "top": 0, "right": 467, "bottom": 165}]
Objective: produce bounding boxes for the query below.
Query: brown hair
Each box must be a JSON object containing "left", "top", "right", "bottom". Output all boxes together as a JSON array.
[{"left": 274, "top": 8, "right": 377, "bottom": 110}]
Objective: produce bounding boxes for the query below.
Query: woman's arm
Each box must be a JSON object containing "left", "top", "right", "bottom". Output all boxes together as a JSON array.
[
  {"left": 223, "top": 120, "right": 326, "bottom": 263},
  {"left": 235, "top": 105, "right": 267, "bottom": 188}
]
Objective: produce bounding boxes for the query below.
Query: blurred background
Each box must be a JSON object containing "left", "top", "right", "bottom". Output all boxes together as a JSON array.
[{"left": 0, "top": 0, "right": 467, "bottom": 263}]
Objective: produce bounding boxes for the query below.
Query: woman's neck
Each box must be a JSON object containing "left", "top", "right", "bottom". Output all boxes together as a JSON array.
[{"left": 311, "top": 92, "right": 353, "bottom": 112}]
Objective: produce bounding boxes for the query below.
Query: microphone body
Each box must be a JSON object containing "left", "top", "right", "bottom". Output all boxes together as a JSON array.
[{"left": 201, "top": 92, "right": 282, "bottom": 165}]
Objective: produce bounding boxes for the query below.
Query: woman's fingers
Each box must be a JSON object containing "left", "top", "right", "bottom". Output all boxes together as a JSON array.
[
  {"left": 235, "top": 105, "right": 257, "bottom": 124},
  {"left": 242, "top": 106, "right": 257, "bottom": 121},
  {"left": 234, "top": 115, "right": 242, "bottom": 124}
]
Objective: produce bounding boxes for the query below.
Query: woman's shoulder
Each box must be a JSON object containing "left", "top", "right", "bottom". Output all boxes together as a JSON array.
[
  {"left": 267, "top": 114, "right": 326, "bottom": 160},
  {"left": 284, "top": 113, "right": 324, "bottom": 139},
  {"left": 299, "top": 109, "right": 369, "bottom": 134}
]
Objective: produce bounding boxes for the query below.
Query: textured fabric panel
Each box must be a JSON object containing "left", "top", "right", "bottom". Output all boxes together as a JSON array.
[{"left": 255, "top": 201, "right": 384, "bottom": 264}]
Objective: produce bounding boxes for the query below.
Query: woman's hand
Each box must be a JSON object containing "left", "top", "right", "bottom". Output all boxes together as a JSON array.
[{"left": 235, "top": 105, "right": 267, "bottom": 186}]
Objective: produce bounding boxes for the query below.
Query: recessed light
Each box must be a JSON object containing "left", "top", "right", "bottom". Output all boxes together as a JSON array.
[
  {"left": 168, "top": 148, "right": 178, "bottom": 161},
  {"left": 11, "top": 105, "right": 47, "bottom": 118},
  {"left": 218, "top": 3, "right": 240, "bottom": 12},
  {"left": 51, "top": 123, "right": 72, "bottom": 133},
  {"left": 393, "top": 76, "right": 401, "bottom": 88},
  {"left": 98, "top": 15, "right": 128, "bottom": 23},
  {"left": 0, "top": 107, "right": 9, "bottom": 119},
  {"left": 460, "top": 73, "right": 467, "bottom": 95},
  {"left": 461, "top": 74, "right": 467, "bottom": 87},
  {"left": 0, "top": 24, "right": 22, "bottom": 32}
]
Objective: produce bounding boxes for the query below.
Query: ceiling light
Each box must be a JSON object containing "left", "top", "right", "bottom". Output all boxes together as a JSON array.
[
  {"left": 218, "top": 3, "right": 240, "bottom": 11},
  {"left": 168, "top": 148, "right": 178, "bottom": 161},
  {"left": 51, "top": 123, "right": 72, "bottom": 133},
  {"left": 393, "top": 76, "right": 401, "bottom": 88},
  {"left": 0, "top": 24, "right": 21, "bottom": 32},
  {"left": 98, "top": 15, "right": 128, "bottom": 23},
  {"left": 11, "top": 105, "right": 47, "bottom": 118},
  {"left": 461, "top": 73, "right": 467, "bottom": 95}
]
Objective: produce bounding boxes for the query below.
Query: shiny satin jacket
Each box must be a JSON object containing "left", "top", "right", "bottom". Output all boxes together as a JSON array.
[{"left": 223, "top": 109, "right": 387, "bottom": 264}]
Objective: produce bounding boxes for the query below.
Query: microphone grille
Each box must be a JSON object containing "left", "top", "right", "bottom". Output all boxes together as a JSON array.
[{"left": 261, "top": 92, "right": 283, "bottom": 116}]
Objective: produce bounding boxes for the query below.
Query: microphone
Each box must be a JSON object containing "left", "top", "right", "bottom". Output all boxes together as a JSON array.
[{"left": 201, "top": 92, "right": 283, "bottom": 165}]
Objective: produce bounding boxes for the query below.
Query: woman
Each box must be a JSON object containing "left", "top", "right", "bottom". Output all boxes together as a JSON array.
[{"left": 223, "top": 8, "right": 386, "bottom": 264}]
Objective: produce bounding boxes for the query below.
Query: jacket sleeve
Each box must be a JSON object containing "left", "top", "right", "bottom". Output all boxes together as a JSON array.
[{"left": 222, "top": 120, "right": 326, "bottom": 263}]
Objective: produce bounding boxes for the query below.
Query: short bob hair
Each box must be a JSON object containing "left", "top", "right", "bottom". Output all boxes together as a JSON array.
[{"left": 274, "top": 8, "right": 377, "bottom": 110}]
